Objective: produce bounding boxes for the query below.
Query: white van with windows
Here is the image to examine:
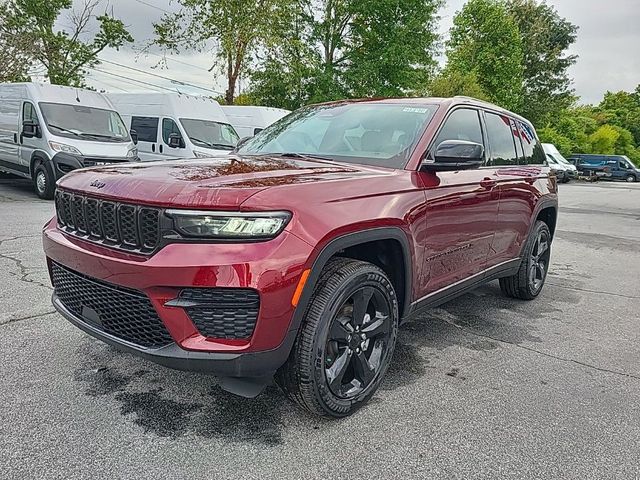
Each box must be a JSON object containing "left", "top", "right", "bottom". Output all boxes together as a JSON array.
[
  {"left": 221, "top": 106, "right": 290, "bottom": 138},
  {"left": 106, "top": 93, "right": 239, "bottom": 161},
  {"left": 0, "top": 82, "right": 137, "bottom": 199}
]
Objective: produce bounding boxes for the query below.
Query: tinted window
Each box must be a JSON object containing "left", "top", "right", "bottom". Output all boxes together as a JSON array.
[
  {"left": 23, "top": 102, "right": 38, "bottom": 123},
  {"left": 433, "top": 109, "right": 484, "bottom": 151},
  {"left": 485, "top": 113, "right": 517, "bottom": 166},
  {"left": 238, "top": 103, "right": 437, "bottom": 168},
  {"left": 130, "top": 116, "right": 158, "bottom": 143},
  {"left": 162, "top": 118, "right": 182, "bottom": 144},
  {"left": 516, "top": 120, "right": 545, "bottom": 165}
]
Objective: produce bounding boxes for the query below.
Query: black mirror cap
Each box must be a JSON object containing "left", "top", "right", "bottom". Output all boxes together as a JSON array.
[
  {"left": 130, "top": 129, "right": 138, "bottom": 145},
  {"left": 422, "top": 140, "right": 484, "bottom": 172},
  {"left": 22, "top": 121, "right": 40, "bottom": 138},
  {"left": 168, "top": 133, "right": 183, "bottom": 148}
]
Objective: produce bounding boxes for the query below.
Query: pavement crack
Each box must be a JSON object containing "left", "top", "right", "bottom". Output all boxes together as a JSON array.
[
  {"left": 0, "top": 252, "right": 53, "bottom": 291},
  {"left": 0, "top": 310, "right": 56, "bottom": 326},
  {"left": 0, "top": 234, "right": 40, "bottom": 246},
  {"left": 441, "top": 318, "right": 640, "bottom": 381},
  {"left": 546, "top": 282, "right": 640, "bottom": 300}
]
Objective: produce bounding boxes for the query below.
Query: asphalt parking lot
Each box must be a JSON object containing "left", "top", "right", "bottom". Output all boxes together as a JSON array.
[{"left": 1, "top": 175, "right": 639, "bottom": 480}]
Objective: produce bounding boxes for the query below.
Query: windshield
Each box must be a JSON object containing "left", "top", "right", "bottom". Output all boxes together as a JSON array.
[
  {"left": 552, "top": 152, "right": 572, "bottom": 165},
  {"left": 39, "top": 102, "right": 129, "bottom": 142},
  {"left": 237, "top": 103, "right": 438, "bottom": 168},
  {"left": 179, "top": 118, "right": 239, "bottom": 150}
]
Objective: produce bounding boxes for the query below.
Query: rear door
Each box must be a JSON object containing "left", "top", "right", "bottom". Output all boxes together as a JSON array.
[
  {"left": 130, "top": 116, "right": 159, "bottom": 161},
  {"left": 488, "top": 114, "right": 545, "bottom": 264},
  {"left": 422, "top": 107, "right": 500, "bottom": 292}
]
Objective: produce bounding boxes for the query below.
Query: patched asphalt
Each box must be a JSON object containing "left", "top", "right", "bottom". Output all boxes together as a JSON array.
[{"left": 1, "top": 175, "right": 639, "bottom": 479}]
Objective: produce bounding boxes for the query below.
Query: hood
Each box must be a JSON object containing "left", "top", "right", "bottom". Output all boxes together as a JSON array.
[
  {"left": 50, "top": 136, "right": 135, "bottom": 158},
  {"left": 57, "top": 155, "right": 384, "bottom": 209}
]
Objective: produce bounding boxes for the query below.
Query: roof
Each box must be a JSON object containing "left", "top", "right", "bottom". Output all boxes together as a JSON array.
[{"left": 1, "top": 82, "right": 115, "bottom": 110}]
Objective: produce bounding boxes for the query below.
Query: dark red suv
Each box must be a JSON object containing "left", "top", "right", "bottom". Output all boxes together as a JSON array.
[{"left": 44, "top": 97, "right": 557, "bottom": 417}]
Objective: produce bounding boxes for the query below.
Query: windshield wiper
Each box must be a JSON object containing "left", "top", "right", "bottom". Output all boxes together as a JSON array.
[
  {"left": 276, "top": 152, "right": 336, "bottom": 162},
  {"left": 189, "top": 137, "right": 214, "bottom": 148},
  {"left": 79, "top": 133, "right": 121, "bottom": 140},
  {"left": 47, "top": 124, "right": 81, "bottom": 136}
]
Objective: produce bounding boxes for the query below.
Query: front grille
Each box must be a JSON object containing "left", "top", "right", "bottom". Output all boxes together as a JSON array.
[
  {"left": 55, "top": 190, "right": 161, "bottom": 254},
  {"left": 179, "top": 288, "right": 260, "bottom": 340},
  {"left": 52, "top": 263, "right": 173, "bottom": 348}
]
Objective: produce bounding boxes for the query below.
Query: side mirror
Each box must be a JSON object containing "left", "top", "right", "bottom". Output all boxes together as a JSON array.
[
  {"left": 22, "top": 121, "right": 40, "bottom": 139},
  {"left": 168, "top": 132, "right": 183, "bottom": 148},
  {"left": 422, "top": 140, "right": 484, "bottom": 172},
  {"left": 130, "top": 129, "right": 138, "bottom": 145}
]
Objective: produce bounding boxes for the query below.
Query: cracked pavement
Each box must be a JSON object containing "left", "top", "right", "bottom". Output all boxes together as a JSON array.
[{"left": 0, "top": 175, "right": 639, "bottom": 479}]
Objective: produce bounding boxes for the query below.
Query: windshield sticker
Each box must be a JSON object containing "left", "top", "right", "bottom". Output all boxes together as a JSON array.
[{"left": 403, "top": 107, "right": 429, "bottom": 114}]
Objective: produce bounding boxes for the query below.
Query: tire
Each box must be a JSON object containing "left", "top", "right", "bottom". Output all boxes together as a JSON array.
[
  {"left": 276, "top": 258, "right": 399, "bottom": 418},
  {"left": 33, "top": 161, "right": 55, "bottom": 200},
  {"left": 499, "top": 221, "right": 552, "bottom": 300},
  {"left": 626, "top": 174, "right": 636, "bottom": 183}
]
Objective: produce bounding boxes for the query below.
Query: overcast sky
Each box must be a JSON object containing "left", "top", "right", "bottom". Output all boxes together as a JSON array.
[{"left": 79, "top": 0, "right": 640, "bottom": 104}]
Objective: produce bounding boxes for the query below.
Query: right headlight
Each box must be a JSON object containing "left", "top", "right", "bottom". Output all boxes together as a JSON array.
[{"left": 166, "top": 210, "right": 292, "bottom": 240}]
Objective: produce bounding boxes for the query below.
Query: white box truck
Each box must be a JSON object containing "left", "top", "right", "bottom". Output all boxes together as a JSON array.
[
  {"left": 106, "top": 93, "right": 239, "bottom": 161},
  {"left": 0, "top": 83, "right": 138, "bottom": 199},
  {"left": 221, "top": 106, "right": 290, "bottom": 138}
]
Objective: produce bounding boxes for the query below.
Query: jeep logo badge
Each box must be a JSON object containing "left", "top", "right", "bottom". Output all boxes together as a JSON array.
[{"left": 90, "top": 180, "right": 106, "bottom": 189}]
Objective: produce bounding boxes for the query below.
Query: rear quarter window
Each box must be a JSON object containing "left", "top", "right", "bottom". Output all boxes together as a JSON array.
[{"left": 515, "top": 120, "right": 545, "bottom": 165}]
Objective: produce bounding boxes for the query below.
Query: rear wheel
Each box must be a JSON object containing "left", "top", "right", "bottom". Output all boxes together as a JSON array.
[
  {"left": 500, "top": 221, "right": 552, "bottom": 300},
  {"left": 33, "top": 161, "right": 55, "bottom": 200},
  {"left": 276, "top": 258, "right": 398, "bottom": 417}
]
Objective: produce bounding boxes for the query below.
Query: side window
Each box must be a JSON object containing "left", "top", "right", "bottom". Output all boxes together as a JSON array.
[
  {"left": 162, "top": 118, "right": 182, "bottom": 144},
  {"left": 516, "top": 120, "right": 545, "bottom": 165},
  {"left": 485, "top": 113, "right": 518, "bottom": 166},
  {"left": 432, "top": 108, "right": 484, "bottom": 157},
  {"left": 130, "top": 116, "right": 158, "bottom": 143},
  {"left": 22, "top": 102, "right": 38, "bottom": 123}
]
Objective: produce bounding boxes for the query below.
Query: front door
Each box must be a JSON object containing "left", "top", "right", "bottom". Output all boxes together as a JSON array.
[
  {"left": 19, "top": 101, "right": 43, "bottom": 173},
  {"left": 422, "top": 107, "right": 500, "bottom": 293}
]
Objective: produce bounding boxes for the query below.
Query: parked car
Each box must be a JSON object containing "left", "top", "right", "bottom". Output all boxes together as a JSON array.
[
  {"left": 106, "top": 93, "right": 239, "bottom": 161},
  {"left": 44, "top": 97, "right": 557, "bottom": 417},
  {"left": 568, "top": 154, "right": 640, "bottom": 182},
  {"left": 221, "top": 105, "right": 290, "bottom": 138},
  {"left": 0, "top": 82, "right": 137, "bottom": 199},
  {"left": 542, "top": 143, "right": 577, "bottom": 183}
]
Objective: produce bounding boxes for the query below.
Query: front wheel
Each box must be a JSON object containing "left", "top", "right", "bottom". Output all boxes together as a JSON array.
[
  {"left": 626, "top": 174, "right": 637, "bottom": 183},
  {"left": 33, "top": 161, "right": 55, "bottom": 200},
  {"left": 500, "top": 221, "right": 552, "bottom": 300},
  {"left": 276, "top": 258, "right": 398, "bottom": 417}
]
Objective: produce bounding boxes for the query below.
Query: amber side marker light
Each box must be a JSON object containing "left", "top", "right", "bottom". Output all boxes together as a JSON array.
[{"left": 291, "top": 269, "right": 311, "bottom": 307}]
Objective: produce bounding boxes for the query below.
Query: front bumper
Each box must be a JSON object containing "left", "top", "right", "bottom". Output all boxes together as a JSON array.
[
  {"left": 52, "top": 293, "right": 297, "bottom": 377},
  {"left": 43, "top": 217, "right": 313, "bottom": 376},
  {"left": 52, "top": 152, "right": 134, "bottom": 179}
]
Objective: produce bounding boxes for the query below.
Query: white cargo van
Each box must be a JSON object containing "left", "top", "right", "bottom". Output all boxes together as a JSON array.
[
  {"left": 106, "top": 93, "right": 239, "bottom": 161},
  {"left": 221, "top": 106, "right": 290, "bottom": 138},
  {"left": 0, "top": 83, "right": 137, "bottom": 199}
]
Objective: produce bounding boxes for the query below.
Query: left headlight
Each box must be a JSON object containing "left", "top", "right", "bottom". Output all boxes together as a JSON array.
[
  {"left": 126, "top": 147, "right": 138, "bottom": 158},
  {"left": 193, "top": 150, "right": 211, "bottom": 159},
  {"left": 166, "top": 210, "right": 292, "bottom": 240},
  {"left": 48, "top": 141, "right": 82, "bottom": 155}
]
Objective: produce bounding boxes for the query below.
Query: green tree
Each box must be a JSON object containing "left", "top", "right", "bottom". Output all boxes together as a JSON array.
[
  {"left": 1, "top": 0, "right": 132, "bottom": 86},
  {"left": 445, "top": 0, "right": 524, "bottom": 112},
  {"left": 505, "top": 0, "right": 578, "bottom": 126},
  {"left": 597, "top": 88, "right": 640, "bottom": 145},
  {"left": 427, "top": 70, "right": 489, "bottom": 101},
  {"left": 154, "top": 0, "right": 296, "bottom": 105},
  {"left": 344, "top": 0, "right": 443, "bottom": 98}
]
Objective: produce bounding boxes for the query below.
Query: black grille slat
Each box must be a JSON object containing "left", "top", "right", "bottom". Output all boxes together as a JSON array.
[
  {"left": 119, "top": 205, "right": 139, "bottom": 247},
  {"left": 140, "top": 208, "right": 160, "bottom": 250},
  {"left": 101, "top": 202, "right": 118, "bottom": 242},
  {"left": 52, "top": 263, "right": 173, "bottom": 348},
  {"left": 54, "top": 190, "right": 160, "bottom": 254},
  {"left": 179, "top": 288, "right": 260, "bottom": 339}
]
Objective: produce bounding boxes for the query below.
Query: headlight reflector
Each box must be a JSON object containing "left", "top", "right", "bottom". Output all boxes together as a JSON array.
[
  {"left": 193, "top": 150, "right": 211, "bottom": 158},
  {"left": 48, "top": 141, "right": 82, "bottom": 155},
  {"left": 166, "top": 210, "right": 291, "bottom": 239}
]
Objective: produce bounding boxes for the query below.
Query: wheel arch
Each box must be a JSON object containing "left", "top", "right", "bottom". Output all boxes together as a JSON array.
[
  {"left": 29, "top": 151, "right": 51, "bottom": 178},
  {"left": 291, "top": 227, "right": 413, "bottom": 334}
]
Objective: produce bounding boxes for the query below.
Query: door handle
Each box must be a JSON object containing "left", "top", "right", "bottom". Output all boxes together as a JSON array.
[
  {"left": 480, "top": 178, "right": 497, "bottom": 189},
  {"left": 159, "top": 144, "right": 163, "bottom": 153}
]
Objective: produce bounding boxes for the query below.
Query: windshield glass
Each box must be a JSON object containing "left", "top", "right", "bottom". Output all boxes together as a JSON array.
[
  {"left": 237, "top": 103, "right": 438, "bottom": 168},
  {"left": 39, "top": 102, "right": 129, "bottom": 142},
  {"left": 179, "top": 118, "right": 239, "bottom": 150}
]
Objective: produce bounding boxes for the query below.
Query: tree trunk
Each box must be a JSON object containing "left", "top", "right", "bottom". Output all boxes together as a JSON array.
[{"left": 225, "top": 53, "right": 235, "bottom": 105}]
